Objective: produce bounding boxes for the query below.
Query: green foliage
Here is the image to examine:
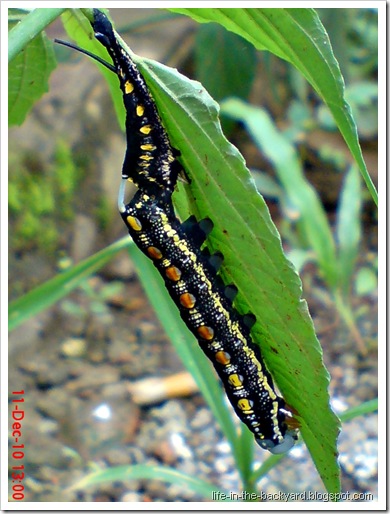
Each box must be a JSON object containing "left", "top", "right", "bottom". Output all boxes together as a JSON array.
[
  {"left": 222, "top": 97, "right": 373, "bottom": 355},
  {"left": 222, "top": 99, "right": 339, "bottom": 289},
  {"left": 94, "top": 195, "right": 112, "bottom": 231},
  {"left": 8, "top": 7, "right": 66, "bottom": 63},
  {"left": 53, "top": 140, "right": 80, "bottom": 219},
  {"left": 8, "top": 10, "right": 58, "bottom": 125},
  {"left": 68, "top": 464, "right": 232, "bottom": 500},
  {"left": 169, "top": 7, "right": 377, "bottom": 206},
  {"left": 9, "top": 140, "right": 80, "bottom": 253},
  {"left": 221, "top": 99, "right": 369, "bottom": 304}
]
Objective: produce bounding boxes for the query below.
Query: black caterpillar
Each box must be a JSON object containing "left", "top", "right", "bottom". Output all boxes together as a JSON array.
[{"left": 57, "top": 9, "right": 298, "bottom": 453}]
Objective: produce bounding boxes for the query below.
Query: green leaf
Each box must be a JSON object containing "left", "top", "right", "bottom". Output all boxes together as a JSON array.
[
  {"left": 8, "top": 12, "right": 57, "bottom": 126},
  {"left": 355, "top": 267, "right": 377, "bottom": 296},
  {"left": 222, "top": 98, "right": 338, "bottom": 290},
  {"left": 8, "top": 7, "right": 66, "bottom": 63},
  {"left": 339, "top": 398, "right": 378, "bottom": 423},
  {"left": 336, "top": 165, "right": 362, "bottom": 297},
  {"left": 68, "top": 463, "right": 233, "bottom": 500},
  {"left": 8, "top": 238, "right": 130, "bottom": 331},
  {"left": 169, "top": 8, "right": 377, "bottom": 205},
  {"left": 195, "top": 23, "right": 256, "bottom": 103},
  {"left": 131, "top": 56, "right": 340, "bottom": 493}
]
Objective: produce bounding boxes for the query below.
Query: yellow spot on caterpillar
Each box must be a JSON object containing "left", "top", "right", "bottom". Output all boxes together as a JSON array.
[
  {"left": 140, "top": 125, "right": 152, "bottom": 135},
  {"left": 180, "top": 293, "right": 196, "bottom": 309},
  {"left": 197, "top": 325, "right": 214, "bottom": 340},
  {"left": 228, "top": 374, "right": 243, "bottom": 388},
  {"left": 141, "top": 144, "right": 156, "bottom": 152},
  {"left": 136, "top": 105, "right": 145, "bottom": 116},
  {"left": 147, "top": 246, "right": 163, "bottom": 260},
  {"left": 140, "top": 154, "right": 153, "bottom": 161},
  {"left": 127, "top": 215, "right": 142, "bottom": 232},
  {"left": 237, "top": 398, "right": 254, "bottom": 412},
  {"left": 215, "top": 351, "right": 231, "bottom": 365},
  {"left": 165, "top": 266, "right": 182, "bottom": 281},
  {"left": 125, "top": 81, "right": 134, "bottom": 94}
]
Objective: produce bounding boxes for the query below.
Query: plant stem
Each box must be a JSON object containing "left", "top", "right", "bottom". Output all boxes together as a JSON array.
[
  {"left": 9, "top": 8, "right": 67, "bottom": 62},
  {"left": 333, "top": 289, "right": 367, "bottom": 355}
]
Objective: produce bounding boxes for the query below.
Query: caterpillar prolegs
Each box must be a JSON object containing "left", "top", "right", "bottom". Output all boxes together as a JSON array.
[
  {"left": 59, "top": 9, "right": 298, "bottom": 453},
  {"left": 120, "top": 189, "right": 297, "bottom": 452}
]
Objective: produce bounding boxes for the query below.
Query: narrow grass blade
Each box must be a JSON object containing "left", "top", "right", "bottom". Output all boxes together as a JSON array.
[
  {"left": 339, "top": 398, "right": 378, "bottom": 423},
  {"left": 68, "top": 463, "right": 233, "bottom": 501},
  {"left": 9, "top": 237, "right": 130, "bottom": 331},
  {"left": 336, "top": 165, "right": 362, "bottom": 297}
]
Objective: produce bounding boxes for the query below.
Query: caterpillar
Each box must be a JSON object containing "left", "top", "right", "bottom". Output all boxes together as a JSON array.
[{"left": 57, "top": 9, "right": 298, "bottom": 453}]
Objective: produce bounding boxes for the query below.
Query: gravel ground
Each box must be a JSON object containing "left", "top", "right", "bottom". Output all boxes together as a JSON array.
[{"left": 8, "top": 260, "right": 378, "bottom": 503}]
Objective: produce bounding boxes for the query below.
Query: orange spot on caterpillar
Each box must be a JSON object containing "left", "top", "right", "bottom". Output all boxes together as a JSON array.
[
  {"left": 147, "top": 246, "right": 163, "bottom": 259},
  {"left": 165, "top": 266, "right": 182, "bottom": 281},
  {"left": 197, "top": 325, "right": 214, "bottom": 340},
  {"left": 180, "top": 292, "right": 196, "bottom": 309},
  {"left": 215, "top": 350, "right": 231, "bottom": 365}
]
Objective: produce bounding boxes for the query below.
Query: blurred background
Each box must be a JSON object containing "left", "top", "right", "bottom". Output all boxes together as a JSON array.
[{"left": 8, "top": 8, "right": 378, "bottom": 502}]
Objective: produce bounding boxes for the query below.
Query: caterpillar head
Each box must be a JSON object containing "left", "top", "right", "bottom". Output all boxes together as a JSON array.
[{"left": 256, "top": 430, "right": 297, "bottom": 454}]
